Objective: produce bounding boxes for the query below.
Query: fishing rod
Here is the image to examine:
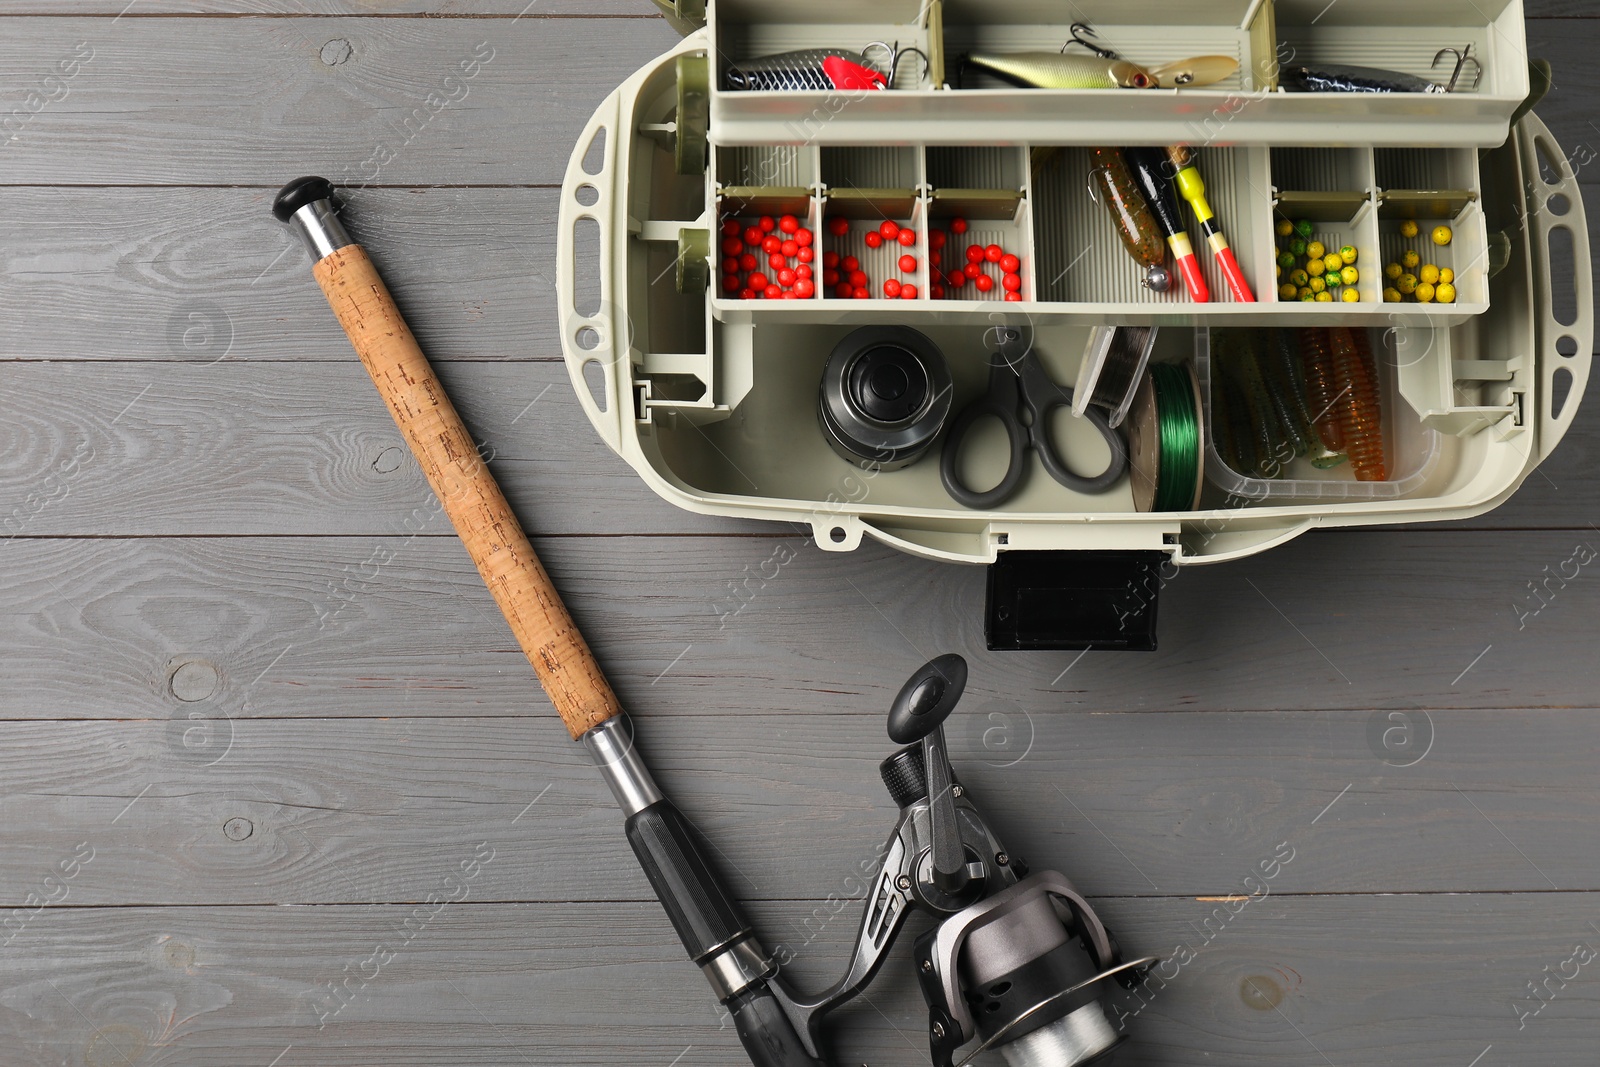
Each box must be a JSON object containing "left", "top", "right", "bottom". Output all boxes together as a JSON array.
[{"left": 274, "top": 176, "right": 1154, "bottom": 1067}]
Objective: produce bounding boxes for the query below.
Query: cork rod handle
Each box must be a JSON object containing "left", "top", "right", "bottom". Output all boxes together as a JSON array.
[{"left": 311, "top": 242, "right": 622, "bottom": 739}]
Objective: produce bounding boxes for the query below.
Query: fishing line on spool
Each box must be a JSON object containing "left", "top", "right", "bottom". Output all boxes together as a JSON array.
[{"left": 1150, "top": 363, "right": 1202, "bottom": 513}]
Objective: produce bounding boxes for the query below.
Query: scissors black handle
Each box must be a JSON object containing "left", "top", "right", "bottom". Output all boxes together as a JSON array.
[{"left": 940, "top": 350, "right": 1127, "bottom": 510}]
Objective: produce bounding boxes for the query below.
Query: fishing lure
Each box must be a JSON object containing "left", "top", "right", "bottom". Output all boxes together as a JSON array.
[
  {"left": 1124, "top": 146, "right": 1209, "bottom": 303},
  {"left": 1265, "top": 328, "right": 1323, "bottom": 457},
  {"left": 963, "top": 51, "right": 1238, "bottom": 91},
  {"left": 1217, "top": 332, "right": 1298, "bottom": 476},
  {"left": 1329, "top": 328, "right": 1387, "bottom": 481},
  {"left": 1281, "top": 62, "right": 1444, "bottom": 95},
  {"left": 1088, "top": 147, "right": 1168, "bottom": 286},
  {"left": 1298, "top": 327, "right": 1347, "bottom": 456},
  {"left": 1166, "top": 145, "right": 1255, "bottom": 302},
  {"left": 724, "top": 49, "right": 888, "bottom": 92}
]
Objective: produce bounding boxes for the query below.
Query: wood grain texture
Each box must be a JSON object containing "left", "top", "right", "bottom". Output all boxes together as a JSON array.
[
  {"left": 0, "top": 708, "right": 1596, "bottom": 907},
  {"left": 0, "top": 897, "right": 1593, "bottom": 1066},
  {"left": 0, "top": 15, "right": 681, "bottom": 185},
  {"left": 311, "top": 243, "right": 620, "bottom": 737}
]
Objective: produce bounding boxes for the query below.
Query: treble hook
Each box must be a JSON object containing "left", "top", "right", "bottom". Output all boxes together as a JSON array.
[
  {"left": 1062, "top": 22, "right": 1120, "bottom": 60},
  {"left": 863, "top": 40, "right": 931, "bottom": 89},
  {"left": 1432, "top": 44, "right": 1483, "bottom": 93}
]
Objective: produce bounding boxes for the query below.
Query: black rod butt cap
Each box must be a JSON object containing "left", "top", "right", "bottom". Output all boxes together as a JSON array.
[{"left": 272, "top": 176, "right": 335, "bottom": 222}]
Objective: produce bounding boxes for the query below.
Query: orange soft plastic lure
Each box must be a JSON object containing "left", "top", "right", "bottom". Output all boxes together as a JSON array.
[
  {"left": 1330, "top": 327, "right": 1387, "bottom": 481},
  {"left": 1297, "top": 327, "right": 1346, "bottom": 454}
]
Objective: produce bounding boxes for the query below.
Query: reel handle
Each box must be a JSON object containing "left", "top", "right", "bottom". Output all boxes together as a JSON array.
[
  {"left": 888, "top": 655, "right": 971, "bottom": 895},
  {"left": 273, "top": 178, "right": 622, "bottom": 741}
]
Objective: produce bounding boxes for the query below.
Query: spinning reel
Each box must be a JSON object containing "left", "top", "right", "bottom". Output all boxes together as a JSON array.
[{"left": 764, "top": 654, "right": 1157, "bottom": 1067}]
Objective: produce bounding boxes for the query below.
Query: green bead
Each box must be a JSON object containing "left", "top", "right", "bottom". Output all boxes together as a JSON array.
[
  {"left": 1278, "top": 251, "right": 1297, "bottom": 270},
  {"left": 1295, "top": 219, "right": 1315, "bottom": 238},
  {"left": 1289, "top": 238, "right": 1307, "bottom": 257}
]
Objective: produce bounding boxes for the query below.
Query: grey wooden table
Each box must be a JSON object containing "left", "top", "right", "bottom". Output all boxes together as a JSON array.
[{"left": 2, "top": 3, "right": 1598, "bottom": 1065}]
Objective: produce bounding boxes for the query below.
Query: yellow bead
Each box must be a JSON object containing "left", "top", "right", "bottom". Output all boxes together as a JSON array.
[
  {"left": 1341, "top": 266, "right": 1359, "bottom": 286},
  {"left": 1277, "top": 219, "right": 1295, "bottom": 238},
  {"left": 1342, "top": 287, "right": 1361, "bottom": 303},
  {"left": 1383, "top": 287, "right": 1403, "bottom": 303},
  {"left": 1298, "top": 287, "right": 1314, "bottom": 301},
  {"left": 1339, "top": 245, "right": 1358, "bottom": 264},
  {"left": 1307, "top": 258, "right": 1326, "bottom": 277},
  {"left": 1397, "top": 273, "right": 1418, "bottom": 295},
  {"left": 1436, "top": 282, "right": 1456, "bottom": 304},
  {"left": 1419, "top": 264, "right": 1440, "bottom": 285},
  {"left": 1401, "top": 250, "right": 1420, "bottom": 270},
  {"left": 1306, "top": 241, "right": 1327, "bottom": 261},
  {"left": 1432, "top": 225, "right": 1453, "bottom": 246},
  {"left": 1400, "top": 219, "right": 1420, "bottom": 239},
  {"left": 1385, "top": 262, "right": 1403, "bottom": 281},
  {"left": 1315, "top": 291, "right": 1334, "bottom": 302},
  {"left": 1439, "top": 268, "right": 1455, "bottom": 285},
  {"left": 1415, "top": 282, "right": 1436, "bottom": 303},
  {"left": 1323, "top": 252, "right": 1344, "bottom": 272},
  {"left": 1290, "top": 269, "right": 1309, "bottom": 287},
  {"left": 1310, "top": 276, "right": 1327, "bottom": 293},
  {"left": 1279, "top": 283, "right": 1299, "bottom": 301}
]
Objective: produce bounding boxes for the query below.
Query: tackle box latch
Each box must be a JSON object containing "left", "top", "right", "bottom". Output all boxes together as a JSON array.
[{"left": 985, "top": 551, "right": 1165, "bottom": 653}]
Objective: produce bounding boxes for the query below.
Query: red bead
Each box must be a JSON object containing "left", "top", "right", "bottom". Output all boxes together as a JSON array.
[
  {"left": 985, "top": 244, "right": 1003, "bottom": 263},
  {"left": 795, "top": 279, "right": 816, "bottom": 298},
  {"left": 722, "top": 257, "right": 740, "bottom": 275},
  {"left": 974, "top": 274, "right": 995, "bottom": 292},
  {"left": 764, "top": 284, "right": 782, "bottom": 299},
  {"left": 966, "top": 244, "right": 985, "bottom": 263},
  {"left": 721, "top": 236, "right": 742, "bottom": 256},
  {"left": 721, "top": 219, "right": 741, "bottom": 238},
  {"left": 948, "top": 269, "right": 967, "bottom": 288},
  {"left": 827, "top": 217, "right": 851, "bottom": 237},
  {"left": 1000, "top": 253, "right": 1021, "bottom": 274},
  {"left": 762, "top": 235, "right": 782, "bottom": 255},
  {"left": 759, "top": 216, "right": 776, "bottom": 232},
  {"left": 849, "top": 269, "right": 869, "bottom": 287},
  {"left": 1004, "top": 291, "right": 1023, "bottom": 302},
  {"left": 778, "top": 268, "right": 797, "bottom": 287},
  {"left": 897, "top": 229, "right": 916, "bottom": 247},
  {"left": 781, "top": 291, "right": 798, "bottom": 300},
  {"left": 932, "top": 284, "right": 946, "bottom": 299},
  {"left": 835, "top": 283, "right": 854, "bottom": 299},
  {"left": 722, "top": 275, "right": 741, "bottom": 293},
  {"left": 930, "top": 230, "right": 947, "bottom": 249},
  {"left": 852, "top": 287, "right": 870, "bottom": 299},
  {"left": 781, "top": 239, "right": 799, "bottom": 257},
  {"left": 740, "top": 288, "right": 756, "bottom": 300},
  {"left": 879, "top": 220, "right": 900, "bottom": 240},
  {"left": 1002, "top": 272, "right": 1022, "bottom": 292},
  {"left": 864, "top": 232, "right": 884, "bottom": 249},
  {"left": 883, "top": 279, "right": 902, "bottom": 298},
  {"left": 823, "top": 268, "right": 841, "bottom": 286},
  {"left": 899, "top": 254, "right": 918, "bottom": 273},
  {"left": 767, "top": 253, "right": 785, "bottom": 271},
  {"left": 930, "top": 251, "right": 942, "bottom": 267},
  {"left": 796, "top": 264, "right": 813, "bottom": 279},
  {"left": 744, "top": 227, "right": 764, "bottom": 247},
  {"left": 795, "top": 228, "right": 813, "bottom": 247},
  {"left": 842, "top": 256, "right": 860, "bottom": 273},
  {"left": 797, "top": 246, "right": 815, "bottom": 263},
  {"left": 778, "top": 214, "right": 800, "bottom": 234},
  {"left": 951, "top": 217, "right": 969, "bottom": 234},
  {"left": 740, "top": 253, "right": 758, "bottom": 272},
  {"left": 900, "top": 284, "right": 918, "bottom": 300},
  {"left": 963, "top": 262, "right": 982, "bottom": 279},
  {"left": 822, "top": 250, "right": 840, "bottom": 269},
  {"left": 748, "top": 273, "right": 769, "bottom": 291}
]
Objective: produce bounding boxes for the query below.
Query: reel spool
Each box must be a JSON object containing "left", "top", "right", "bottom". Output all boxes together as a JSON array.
[
  {"left": 1125, "top": 362, "right": 1205, "bottom": 513},
  {"left": 1072, "top": 326, "right": 1159, "bottom": 429},
  {"left": 819, "top": 326, "right": 954, "bottom": 470}
]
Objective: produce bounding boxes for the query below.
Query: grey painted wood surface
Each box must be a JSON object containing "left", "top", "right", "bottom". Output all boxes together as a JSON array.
[{"left": 1, "top": 3, "right": 1597, "bottom": 1066}]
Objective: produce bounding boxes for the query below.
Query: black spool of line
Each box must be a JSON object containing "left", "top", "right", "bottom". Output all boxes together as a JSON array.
[{"left": 819, "top": 326, "right": 954, "bottom": 470}]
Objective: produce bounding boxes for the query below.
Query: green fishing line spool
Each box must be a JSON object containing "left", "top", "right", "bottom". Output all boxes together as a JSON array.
[{"left": 1126, "top": 362, "right": 1205, "bottom": 512}]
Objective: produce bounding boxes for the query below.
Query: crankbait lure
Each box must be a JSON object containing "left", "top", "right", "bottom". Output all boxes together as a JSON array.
[
  {"left": 1124, "top": 146, "right": 1209, "bottom": 303},
  {"left": 1330, "top": 328, "right": 1387, "bottom": 481},
  {"left": 1281, "top": 62, "right": 1444, "bottom": 95},
  {"left": 724, "top": 49, "right": 887, "bottom": 92},
  {"left": 1166, "top": 145, "right": 1255, "bottom": 302},
  {"left": 1088, "top": 147, "right": 1168, "bottom": 286},
  {"left": 964, "top": 50, "right": 1155, "bottom": 89}
]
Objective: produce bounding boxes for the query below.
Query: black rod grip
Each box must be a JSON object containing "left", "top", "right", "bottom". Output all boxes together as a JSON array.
[
  {"left": 625, "top": 799, "right": 750, "bottom": 962},
  {"left": 730, "top": 985, "right": 831, "bottom": 1067}
]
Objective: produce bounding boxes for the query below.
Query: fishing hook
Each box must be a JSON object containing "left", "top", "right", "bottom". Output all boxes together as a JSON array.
[
  {"left": 1062, "top": 22, "right": 1120, "bottom": 60},
  {"left": 1432, "top": 44, "right": 1483, "bottom": 93},
  {"left": 863, "top": 40, "right": 931, "bottom": 89}
]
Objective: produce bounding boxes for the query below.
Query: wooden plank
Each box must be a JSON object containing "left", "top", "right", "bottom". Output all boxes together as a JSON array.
[
  {"left": 3, "top": 531, "right": 1600, "bottom": 724},
  {"left": 0, "top": 362, "right": 1595, "bottom": 537},
  {"left": 0, "top": 896, "right": 1593, "bottom": 1065},
  {"left": 1, "top": 707, "right": 1596, "bottom": 907},
  {"left": 0, "top": 15, "right": 681, "bottom": 185}
]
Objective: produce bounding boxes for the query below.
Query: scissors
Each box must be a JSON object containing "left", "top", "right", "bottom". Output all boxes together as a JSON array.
[{"left": 939, "top": 341, "right": 1128, "bottom": 510}]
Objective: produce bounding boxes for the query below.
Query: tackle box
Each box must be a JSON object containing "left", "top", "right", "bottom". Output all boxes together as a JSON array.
[{"left": 557, "top": 0, "right": 1591, "bottom": 641}]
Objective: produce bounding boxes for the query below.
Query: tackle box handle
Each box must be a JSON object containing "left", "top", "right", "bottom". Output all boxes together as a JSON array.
[
  {"left": 1521, "top": 113, "right": 1594, "bottom": 462},
  {"left": 558, "top": 86, "right": 628, "bottom": 456}
]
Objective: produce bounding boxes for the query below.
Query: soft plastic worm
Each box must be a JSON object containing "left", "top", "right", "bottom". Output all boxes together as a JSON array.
[
  {"left": 1216, "top": 331, "right": 1287, "bottom": 477},
  {"left": 1297, "top": 327, "right": 1347, "bottom": 454},
  {"left": 1090, "top": 147, "right": 1166, "bottom": 269},
  {"left": 1330, "top": 328, "right": 1388, "bottom": 481},
  {"left": 1247, "top": 332, "right": 1315, "bottom": 460},
  {"left": 1213, "top": 367, "right": 1258, "bottom": 480}
]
